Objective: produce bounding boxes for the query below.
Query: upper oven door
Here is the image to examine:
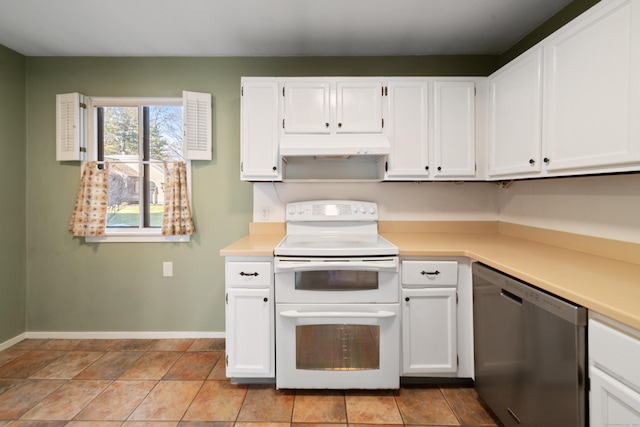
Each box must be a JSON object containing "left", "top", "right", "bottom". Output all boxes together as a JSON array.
[{"left": 274, "top": 256, "right": 399, "bottom": 304}]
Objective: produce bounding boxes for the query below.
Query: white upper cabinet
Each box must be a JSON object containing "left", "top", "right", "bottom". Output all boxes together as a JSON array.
[
  {"left": 240, "top": 80, "right": 281, "bottom": 181},
  {"left": 433, "top": 81, "right": 476, "bottom": 179},
  {"left": 385, "top": 79, "right": 480, "bottom": 181},
  {"left": 487, "top": 48, "right": 543, "bottom": 178},
  {"left": 282, "top": 81, "right": 331, "bottom": 134},
  {"left": 542, "top": 0, "right": 640, "bottom": 175},
  {"left": 385, "top": 81, "right": 430, "bottom": 180},
  {"left": 282, "top": 79, "right": 383, "bottom": 135},
  {"left": 335, "top": 81, "right": 384, "bottom": 134}
]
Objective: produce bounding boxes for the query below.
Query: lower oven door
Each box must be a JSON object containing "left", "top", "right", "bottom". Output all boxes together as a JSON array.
[{"left": 275, "top": 303, "right": 400, "bottom": 389}]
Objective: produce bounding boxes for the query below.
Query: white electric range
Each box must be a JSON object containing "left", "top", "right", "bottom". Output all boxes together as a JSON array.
[{"left": 273, "top": 200, "right": 400, "bottom": 389}]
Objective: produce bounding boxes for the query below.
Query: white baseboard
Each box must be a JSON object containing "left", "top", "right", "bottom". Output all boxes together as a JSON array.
[
  {"left": 0, "top": 333, "right": 28, "bottom": 351},
  {"left": 1, "top": 331, "right": 225, "bottom": 350}
]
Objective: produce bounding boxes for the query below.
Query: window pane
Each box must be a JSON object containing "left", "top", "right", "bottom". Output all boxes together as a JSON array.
[
  {"left": 107, "top": 163, "right": 140, "bottom": 227},
  {"left": 103, "top": 107, "right": 139, "bottom": 157},
  {"left": 148, "top": 162, "right": 165, "bottom": 227},
  {"left": 148, "top": 106, "right": 184, "bottom": 161}
]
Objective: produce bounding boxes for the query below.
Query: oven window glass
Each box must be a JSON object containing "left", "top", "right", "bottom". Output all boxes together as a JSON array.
[
  {"left": 295, "top": 324, "right": 380, "bottom": 370},
  {"left": 295, "top": 271, "right": 378, "bottom": 291}
]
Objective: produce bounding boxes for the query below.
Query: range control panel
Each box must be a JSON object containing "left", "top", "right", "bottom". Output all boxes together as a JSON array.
[{"left": 285, "top": 200, "right": 378, "bottom": 221}]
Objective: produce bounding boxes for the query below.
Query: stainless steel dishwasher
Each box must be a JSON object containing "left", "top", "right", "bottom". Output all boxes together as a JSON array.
[{"left": 472, "top": 263, "right": 587, "bottom": 427}]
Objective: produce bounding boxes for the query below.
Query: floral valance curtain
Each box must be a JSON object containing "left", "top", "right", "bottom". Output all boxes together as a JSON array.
[
  {"left": 162, "top": 161, "right": 195, "bottom": 236},
  {"left": 68, "top": 162, "right": 108, "bottom": 237}
]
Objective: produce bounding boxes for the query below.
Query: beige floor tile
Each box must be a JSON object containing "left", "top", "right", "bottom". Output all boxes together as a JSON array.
[
  {"left": 122, "top": 422, "right": 178, "bottom": 427},
  {"left": 128, "top": 380, "right": 202, "bottom": 421},
  {"left": 30, "top": 351, "right": 104, "bottom": 379},
  {"left": 0, "top": 350, "right": 65, "bottom": 378},
  {"left": 163, "top": 352, "right": 220, "bottom": 380},
  {"left": 187, "top": 339, "right": 225, "bottom": 352},
  {"left": 0, "top": 379, "right": 66, "bottom": 419},
  {"left": 74, "top": 351, "right": 143, "bottom": 380},
  {"left": 19, "top": 380, "right": 111, "bottom": 421},
  {"left": 8, "top": 421, "right": 68, "bottom": 426},
  {"left": 292, "top": 392, "right": 347, "bottom": 423},
  {"left": 151, "top": 339, "right": 195, "bottom": 352},
  {"left": 395, "top": 387, "right": 459, "bottom": 425},
  {"left": 6, "top": 339, "right": 50, "bottom": 350},
  {"left": 345, "top": 393, "right": 403, "bottom": 424},
  {"left": 73, "top": 339, "right": 122, "bottom": 352},
  {"left": 39, "top": 339, "right": 82, "bottom": 351},
  {"left": 182, "top": 380, "right": 248, "bottom": 421},
  {"left": 67, "top": 422, "right": 123, "bottom": 427},
  {"left": 176, "top": 423, "right": 234, "bottom": 427},
  {"left": 235, "top": 423, "right": 291, "bottom": 427},
  {"left": 440, "top": 386, "right": 500, "bottom": 426},
  {"left": 74, "top": 380, "right": 157, "bottom": 421},
  {"left": 206, "top": 355, "right": 227, "bottom": 380},
  {"left": 113, "top": 339, "right": 158, "bottom": 352},
  {"left": 119, "top": 351, "right": 181, "bottom": 380},
  {"left": 0, "top": 349, "right": 29, "bottom": 368},
  {"left": 237, "top": 384, "right": 295, "bottom": 422}
]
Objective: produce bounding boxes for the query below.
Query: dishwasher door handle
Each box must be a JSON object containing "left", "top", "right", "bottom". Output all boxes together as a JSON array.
[{"left": 501, "top": 289, "right": 523, "bottom": 305}]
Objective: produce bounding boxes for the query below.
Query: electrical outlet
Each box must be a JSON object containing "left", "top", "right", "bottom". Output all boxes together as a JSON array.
[
  {"left": 163, "top": 262, "right": 173, "bottom": 277},
  {"left": 260, "top": 206, "right": 269, "bottom": 220}
]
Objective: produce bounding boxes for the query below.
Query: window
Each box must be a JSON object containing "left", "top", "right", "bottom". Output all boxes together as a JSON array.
[
  {"left": 90, "top": 98, "right": 188, "bottom": 242},
  {"left": 57, "top": 91, "right": 211, "bottom": 243}
]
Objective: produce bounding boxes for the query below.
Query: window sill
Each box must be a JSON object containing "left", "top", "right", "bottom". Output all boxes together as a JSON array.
[{"left": 85, "top": 229, "right": 190, "bottom": 243}]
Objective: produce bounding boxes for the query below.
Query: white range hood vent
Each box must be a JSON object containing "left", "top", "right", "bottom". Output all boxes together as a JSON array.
[
  {"left": 279, "top": 134, "right": 391, "bottom": 157},
  {"left": 282, "top": 154, "right": 387, "bottom": 182}
]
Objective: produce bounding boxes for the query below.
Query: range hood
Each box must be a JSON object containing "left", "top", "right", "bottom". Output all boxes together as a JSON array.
[{"left": 279, "top": 134, "right": 391, "bottom": 157}]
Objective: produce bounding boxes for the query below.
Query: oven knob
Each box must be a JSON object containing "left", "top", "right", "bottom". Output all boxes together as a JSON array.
[
  {"left": 297, "top": 206, "right": 305, "bottom": 214},
  {"left": 287, "top": 205, "right": 296, "bottom": 215},
  {"left": 368, "top": 206, "right": 376, "bottom": 214},
  {"left": 359, "top": 206, "right": 367, "bottom": 214}
]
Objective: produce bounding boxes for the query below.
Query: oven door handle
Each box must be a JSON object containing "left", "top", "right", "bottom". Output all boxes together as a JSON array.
[
  {"left": 275, "top": 261, "right": 398, "bottom": 272},
  {"left": 279, "top": 310, "right": 397, "bottom": 319}
]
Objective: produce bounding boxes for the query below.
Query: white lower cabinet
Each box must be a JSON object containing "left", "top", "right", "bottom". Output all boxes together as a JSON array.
[
  {"left": 400, "top": 258, "right": 474, "bottom": 378},
  {"left": 589, "top": 315, "right": 640, "bottom": 427},
  {"left": 401, "top": 287, "right": 457, "bottom": 374},
  {"left": 225, "top": 258, "right": 274, "bottom": 378}
]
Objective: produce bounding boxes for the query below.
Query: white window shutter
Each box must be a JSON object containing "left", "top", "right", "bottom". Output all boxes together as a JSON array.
[
  {"left": 56, "top": 92, "right": 86, "bottom": 161},
  {"left": 183, "top": 91, "right": 212, "bottom": 160}
]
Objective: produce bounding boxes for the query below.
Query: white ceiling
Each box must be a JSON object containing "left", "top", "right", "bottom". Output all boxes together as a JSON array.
[{"left": 0, "top": 0, "right": 573, "bottom": 57}]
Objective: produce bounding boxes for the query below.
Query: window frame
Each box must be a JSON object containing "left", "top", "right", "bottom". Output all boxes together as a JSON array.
[{"left": 85, "top": 96, "right": 191, "bottom": 243}]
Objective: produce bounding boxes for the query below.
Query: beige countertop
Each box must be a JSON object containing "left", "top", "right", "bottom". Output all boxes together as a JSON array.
[{"left": 220, "top": 221, "right": 640, "bottom": 331}]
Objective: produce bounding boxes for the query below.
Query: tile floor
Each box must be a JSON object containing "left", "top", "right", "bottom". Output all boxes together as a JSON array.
[{"left": 0, "top": 338, "right": 502, "bottom": 426}]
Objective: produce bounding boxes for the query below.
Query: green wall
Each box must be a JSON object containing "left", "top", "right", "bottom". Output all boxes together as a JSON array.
[
  {"left": 24, "top": 56, "right": 497, "bottom": 333},
  {"left": 3, "top": 0, "right": 597, "bottom": 337},
  {"left": 0, "top": 45, "right": 26, "bottom": 342}
]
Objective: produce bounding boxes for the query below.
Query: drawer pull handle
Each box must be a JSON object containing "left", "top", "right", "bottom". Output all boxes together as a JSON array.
[
  {"left": 421, "top": 270, "right": 440, "bottom": 276},
  {"left": 239, "top": 272, "right": 259, "bottom": 277}
]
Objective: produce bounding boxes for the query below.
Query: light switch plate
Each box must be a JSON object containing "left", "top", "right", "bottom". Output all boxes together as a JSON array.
[{"left": 163, "top": 262, "right": 173, "bottom": 277}]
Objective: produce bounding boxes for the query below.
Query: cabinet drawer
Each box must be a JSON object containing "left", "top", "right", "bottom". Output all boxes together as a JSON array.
[
  {"left": 226, "top": 262, "right": 272, "bottom": 287},
  {"left": 402, "top": 261, "right": 458, "bottom": 286},
  {"left": 589, "top": 319, "right": 640, "bottom": 389}
]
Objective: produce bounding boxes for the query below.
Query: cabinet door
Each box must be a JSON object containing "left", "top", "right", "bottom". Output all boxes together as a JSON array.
[
  {"left": 241, "top": 81, "right": 281, "bottom": 180},
  {"left": 590, "top": 366, "right": 640, "bottom": 427},
  {"left": 488, "top": 48, "right": 543, "bottom": 178},
  {"left": 402, "top": 287, "right": 457, "bottom": 374},
  {"left": 336, "top": 81, "right": 384, "bottom": 134},
  {"left": 433, "top": 81, "right": 476, "bottom": 178},
  {"left": 385, "top": 81, "right": 430, "bottom": 179},
  {"left": 543, "top": 0, "right": 640, "bottom": 174},
  {"left": 226, "top": 287, "right": 274, "bottom": 377},
  {"left": 283, "top": 81, "right": 331, "bottom": 134}
]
